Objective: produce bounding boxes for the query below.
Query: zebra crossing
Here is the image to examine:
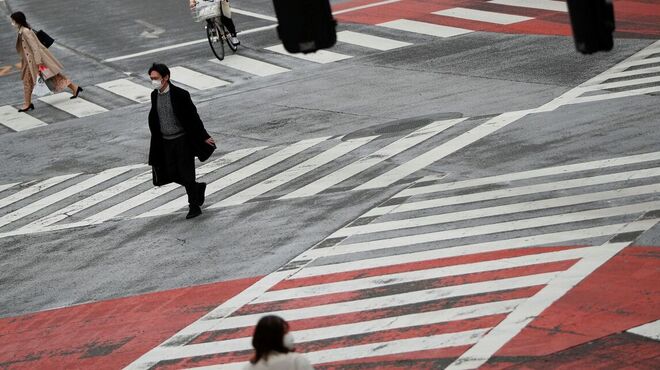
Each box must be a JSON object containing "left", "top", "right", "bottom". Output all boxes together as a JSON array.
[{"left": 123, "top": 148, "right": 660, "bottom": 370}]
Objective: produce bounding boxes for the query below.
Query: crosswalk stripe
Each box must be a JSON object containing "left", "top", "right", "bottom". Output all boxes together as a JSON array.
[
  {"left": 15, "top": 168, "right": 152, "bottom": 233},
  {"left": 170, "top": 66, "right": 230, "bottom": 90},
  {"left": 96, "top": 79, "right": 153, "bottom": 103},
  {"left": 296, "top": 221, "right": 656, "bottom": 278},
  {"left": 282, "top": 118, "right": 467, "bottom": 199},
  {"left": 581, "top": 75, "right": 660, "bottom": 92},
  {"left": 0, "top": 105, "right": 47, "bottom": 131},
  {"left": 137, "top": 137, "right": 330, "bottom": 218},
  {"left": 366, "top": 166, "right": 660, "bottom": 216},
  {"left": 627, "top": 319, "right": 660, "bottom": 341},
  {"left": 586, "top": 66, "right": 660, "bottom": 85},
  {"left": 0, "top": 165, "right": 139, "bottom": 229},
  {"left": 378, "top": 19, "right": 472, "bottom": 38},
  {"left": 309, "top": 201, "right": 660, "bottom": 258},
  {"left": 569, "top": 86, "right": 660, "bottom": 105},
  {"left": 488, "top": 0, "right": 567, "bottom": 12},
  {"left": 38, "top": 92, "right": 108, "bottom": 118},
  {"left": 336, "top": 183, "right": 660, "bottom": 237},
  {"left": 355, "top": 112, "right": 527, "bottom": 191},
  {"left": 391, "top": 151, "right": 660, "bottom": 198},
  {"left": 614, "top": 56, "right": 660, "bottom": 70},
  {"left": 212, "top": 136, "right": 378, "bottom": 208},
  {"left": 257, "top": 248, "right": 587, "bottom": 303},
  {"left": 336, "top": 30, "right": 412, "bottom": 50},
  {"left": 265, "top": 44, "right": 352, "bottom": 64},
  {"left": 210, "top": 55, "right": 290, "bottom": 76},
  {"left": 0, "top": 174, "right": 79, "bottom": 211},
  {"left": 0, "top": 183, "right": 19, "bottom": 194},
  {"left": 433, "top": 7, "right": 533, "bottom": 25}
]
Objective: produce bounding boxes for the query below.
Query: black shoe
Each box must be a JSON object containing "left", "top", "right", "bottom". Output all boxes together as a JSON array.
[
  {"left": 70, "top": 86, "right": 83, "bottom": 99},
  {"left": 197, "top": 182, "right": 207, "bottom": 206},
  {"left": 186, "top": 205, "right": 202, "bottom": 219},
  {"left": 18, "top": 103, "right": 34, "bottom": 112}
]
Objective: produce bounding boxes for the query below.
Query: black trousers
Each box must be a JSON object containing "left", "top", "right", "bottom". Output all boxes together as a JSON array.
[
  {"left": 162, "top": 135, "right": 201, "bottom": 206},
  {"left": 221, "top": 14, "right": 237, "bottom": 36}
]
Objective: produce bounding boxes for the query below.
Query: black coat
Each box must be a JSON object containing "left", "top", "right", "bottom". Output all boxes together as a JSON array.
[{"left": 148, "top": 83, "right": 211, "bottom": 166}]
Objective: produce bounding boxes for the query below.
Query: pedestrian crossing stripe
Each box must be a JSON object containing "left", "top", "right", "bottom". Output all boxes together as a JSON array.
[
  {"left": 378, "top": 19, "right": 473, "bottom": 38},
  {"left": 432, "top": 7, "right": 533, "bottom": 25},
  {"left": 0, "top": 105, "right": 47, "bottom": 131},
  {"left": 264, "top": 44, "right": 353, "bottom": 64},
  {"left": 39, "top": 92, "right": 108, "bottom": 118},
  {"left": 336, "top": 30, "right": 412, "bottom": 50},
  {"left": 488, "top": 0, "right": 568, "bottom": 12},
  {"left": 210, "top": 55, "right": 290, "bottom": 77},
  {"left": 169, "top": 66, "right": 231, "bottom": 90},
  {"left": 96, "top": 79, "right": 153, "bottom": 103}
]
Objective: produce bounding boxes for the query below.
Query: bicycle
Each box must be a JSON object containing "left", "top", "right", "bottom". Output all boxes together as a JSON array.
[{"left": 191, "top": 0, "right": 238, "bottom": 61}]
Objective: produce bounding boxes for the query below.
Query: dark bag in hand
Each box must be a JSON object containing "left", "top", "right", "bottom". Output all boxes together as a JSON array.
[
  {"left": 197, "top": 141, "right": 216, "bottom": 162},
  {"left": 272, "top": 0, "right": 337, "bottom": 54},
  {"left": 36, "top": 30, "right": 55, "bottom": 48},
  {"left": 152, "top": 166, "right": 172, "bottom": 186}
]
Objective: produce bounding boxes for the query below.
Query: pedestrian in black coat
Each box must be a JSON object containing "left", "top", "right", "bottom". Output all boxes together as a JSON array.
[{"left": 147, "top": 63, "right": 215, "bottom": 219}]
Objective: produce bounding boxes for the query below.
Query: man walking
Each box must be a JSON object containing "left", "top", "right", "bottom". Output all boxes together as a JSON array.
[{"left": 147, "top": 63, "right": 215, "bottom": 219}]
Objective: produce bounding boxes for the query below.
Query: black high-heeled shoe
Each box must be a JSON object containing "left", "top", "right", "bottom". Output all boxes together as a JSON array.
[
  {"left": 18, "top": 103, "right": 34, "bottom": 112},
  {"left": 70, "top": 86, "right": 84, "bottom": 99}
]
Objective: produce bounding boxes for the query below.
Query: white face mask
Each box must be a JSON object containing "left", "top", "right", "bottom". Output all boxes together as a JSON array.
[
  {"left": 151, "top": 79, "right": 162, "bottom": 89},
  {"left": 283, "top": 332, "right": 295, "bottom": 350},
  {"left": 11, "top": 21, "right": 19, "bottom": 29}
]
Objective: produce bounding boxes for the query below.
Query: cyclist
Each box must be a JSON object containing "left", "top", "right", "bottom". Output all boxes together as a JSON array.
[{"left": 190, "top": 0, "right": 240, "bottom": 45}]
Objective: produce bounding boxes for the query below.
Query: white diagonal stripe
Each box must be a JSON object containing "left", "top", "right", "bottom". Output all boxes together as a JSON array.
[
  {"left": 367, "top": 166, "right": 660, "bottom": 216},
  {"left": 97, "top": 79, "right": 153, "bottom": 103},
  {"left": 39, "top": 93, "right": 108, "bottom": 118},
  {"left": 337, "top": 31, "right": 412, "bottom": 50},
  {"left": 257, "top": 247, "right": 588, "bottom": 303},
  {"left": 488, "top": 0, "right": 567, "bottom": 12},
  {"left": 0, "top": 174, "right": 79, "bottom": 211},
  {"left": 306, "top": 201, "right": 660, "bottom": 258},
  {"left": 615, "top": 56, "right": 660, "bottom": 70},
  {"left": 0, "top": 183, "right": 18, "bottom": 194},
  {"left": 213, "top": 136, "right": 377, "bottom": 208},
  {"left": 210, "top": 55, "right": 290, "bottom": 77},
  {"left": 170, "top": 66, "right": 230, "bottom": 90},
  {"left": 295, "top": 221, "right": 657, "bottom": 278},
  {"left": 0, "top": 105, "right": 47, "bottom": 131},
  {"left": 433, "top": 7, "right": 533, "bottom": 25},
  {"left": 0, "top": 165, "right": 140, "bottom": 229},
  {"left": 628, "top": 319, "right": 660, "bottom": 341},
  {"left": 569, "top": 86, "right": 660, "bottom": 104},
  {"left": 581, "top": 76, "right": 660, "bottom": 92},
  {"left": 378, "top": 19, "right": 472, "bottom": 38},
  {"left": 586, "top": 66, "right": 660, "bottom": 85},
  {"left": 265, "top": 45, "right": 352, "bottom": 64},
  {"left": 282, "top": 119, "right": 467, "bottom": 199},
  {"left": 138, "top": 138, "right": 329, "bottom": 218}
]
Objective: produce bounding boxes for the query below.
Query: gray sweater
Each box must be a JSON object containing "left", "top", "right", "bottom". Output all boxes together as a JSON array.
[{"left": 156, "top": 89, "right": 185, "bottom": 140}]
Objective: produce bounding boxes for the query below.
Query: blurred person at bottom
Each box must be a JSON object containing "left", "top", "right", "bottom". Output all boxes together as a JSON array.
[{"left": 244, "top": 315, "right": 314, "bottom": 370}]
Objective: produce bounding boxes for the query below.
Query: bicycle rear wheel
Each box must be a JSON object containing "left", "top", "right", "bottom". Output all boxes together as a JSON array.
[{"left": 206, "top": 19, "right": 225, "bottom": 61}]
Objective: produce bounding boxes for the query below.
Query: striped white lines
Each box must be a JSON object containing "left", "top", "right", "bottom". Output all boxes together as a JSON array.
[
  {"left": 0, "top": 183, "right": 18, "bottom": 194},
  {"left": 379, "top": 19, "right": 472, "bottom": 38},
  {"left": 212, "top": 136, "right": 377, "bottom": 208},
  {"left": 337, "top": 30, "right": 412, "bottom": 50},
  {"left": 433, "top": 7, "right": 533, "bottom": 25},
  {"left": 0, "top": 174, "right": 80, "bottom": 211},
  {"left": 488, "top": 0, "right": 568, "bottom": 12},
  {"left": 39, "top": 93, "right": 108, "bottom": 118},
  {"left": 628, "top": 319, "right": 660, "bottom": 341},
  {"left": 265, "top": 45, "right": 352, "bottom": 64},
  {"left": 0, "top": 105, "right": 47, "bottom": 131},
  {"left": 97, "top": 79, "right": 153, "bottom": 103},
  {"left": 210, "top": 55, "right": 289, "bottom": 77},
  {"left": 169, "top": 66, "right": 230, "bottom": 90},
  {"left": 282, "top": 118, "right": 467, "bottom": 199}
]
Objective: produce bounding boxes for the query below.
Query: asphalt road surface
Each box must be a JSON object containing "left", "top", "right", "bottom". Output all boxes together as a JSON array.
[{"left": 1, "top": 0, "right": 659, "bottom": 369}]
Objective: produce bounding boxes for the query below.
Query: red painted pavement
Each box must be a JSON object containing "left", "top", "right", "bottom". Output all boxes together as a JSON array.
[
  {"left": 334, "top": 0, "right": 660, "bottom": 38},
  {"left": 0, "top": 276, "right": 260, "bottom": 370}
]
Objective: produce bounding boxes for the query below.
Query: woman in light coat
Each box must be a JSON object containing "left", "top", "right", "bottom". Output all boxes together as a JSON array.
[
  {"left": 244, "top": 315, "right": 314, "bottom": 370},
  {"left": 11, "top": 11, "right": 83, "bottom": 112}
]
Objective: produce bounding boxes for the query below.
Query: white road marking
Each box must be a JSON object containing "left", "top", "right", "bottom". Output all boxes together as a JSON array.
[
  {"left": 96, "top": 79, "right": 153, "bottom": 103},
  {"left": 231, "top": 7, "right": 277, "bottom": 21},
  {"left": 433, "top": 7, "right": 533, "bottom": 25},
  {"left": 39, "top": 93, "right": 108, "bottom": 118},
  {"left": 256, "top": 248, "right": 588, "bottom": 303},
  {"left": 615, "top": 56, "right": 660, "bottom": 70},
  {"left": 213, "top": 136, "right": 377, "bottom": 208},
  {"left": 365, "top": 166, "right": 660, "bottom": 217},
  {"left": 169, "top": 66, "right": 230, "bottom": 90},
  {"left": 265, "top": 45, "right": 352, "bottom": 64},
  {"left": 0, "top": 105, "right": 47, "bottom": 131},
  {"left": 581, "top": 75, "right": 660, "bottom": 92},
  {"left": 447, "top": 240, "right": 642, "bottom": 369},
  {"left": 335, "top": 183, "right": 660, "bottom": 238},
  {"left": 488, "top": 0, "right": 567, "bottom": 12},
  {"left": 0, "top": 183, "right": 18, "bottom": 194},
  {"left": 628, "top": 319, "right": 660, "bottom": 341},
  {"left": 0, "top": 174, "right": 79, "bottom": 211},
  {"left": 584, "top": 66, "right": 660, "bottom": 85},
  {"left": 282, "top": 118, "right": 467, "bottom": 199},
  {"left": 210, "top": 55, "right": 289, "bottom": 77},
  {"left": 337, "top": 30, "right": 412, "bottom": 50},
  {"left": 306, "top": 201, "right": 660, "bottom": 258},
  {"left": 378, "top": 19, "right": 472, "bottom": 38},
  {"left": 137, "top": 137, "right": 329, "bottom": 218},
  {"left": 355, "top": 111, "right": 529, "bottom": 190},
  {"left": 0, "top": 165, "right": 139, "bottom": 229},
  {"left": 569, "top": 86, "right": 660, "bottom": 104},
  {"left": 296, "top": 221, "right": 657, "bottom": 278},
  {"left": 333, "top": 0, "right": 401, "bottom": 15}
]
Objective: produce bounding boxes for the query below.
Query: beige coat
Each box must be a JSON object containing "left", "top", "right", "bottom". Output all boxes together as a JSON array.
[{"left": 15, "top": 27, "right": 64, "bottom": 83}]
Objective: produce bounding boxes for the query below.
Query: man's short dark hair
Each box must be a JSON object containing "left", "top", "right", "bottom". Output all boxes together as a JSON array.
[{"left": 148, "top": 63, "right": 170, "bottom": 78}]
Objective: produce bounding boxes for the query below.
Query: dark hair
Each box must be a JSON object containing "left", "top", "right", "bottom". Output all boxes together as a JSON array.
[
  {"left": 250, "top": 315, "right": 290, "bottom": 364},
  {"left": 10, "top": 12, "right": 30, "bottom": 29},
  {"left": 148, "top": 63, "right": 170, "bottom": 78}
]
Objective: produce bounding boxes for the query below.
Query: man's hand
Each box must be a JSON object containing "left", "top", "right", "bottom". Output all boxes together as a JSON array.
[{"left": 205, "top": 137, "right": 216, "bottom": 146}]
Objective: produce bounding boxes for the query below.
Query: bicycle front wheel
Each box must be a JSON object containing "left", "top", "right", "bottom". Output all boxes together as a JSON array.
[
  {"left": 222, "top": 23, "right": 238, "bottom": 52},
  {"left": 206, "top": 20, "right": 225, "bottom": 61}
]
